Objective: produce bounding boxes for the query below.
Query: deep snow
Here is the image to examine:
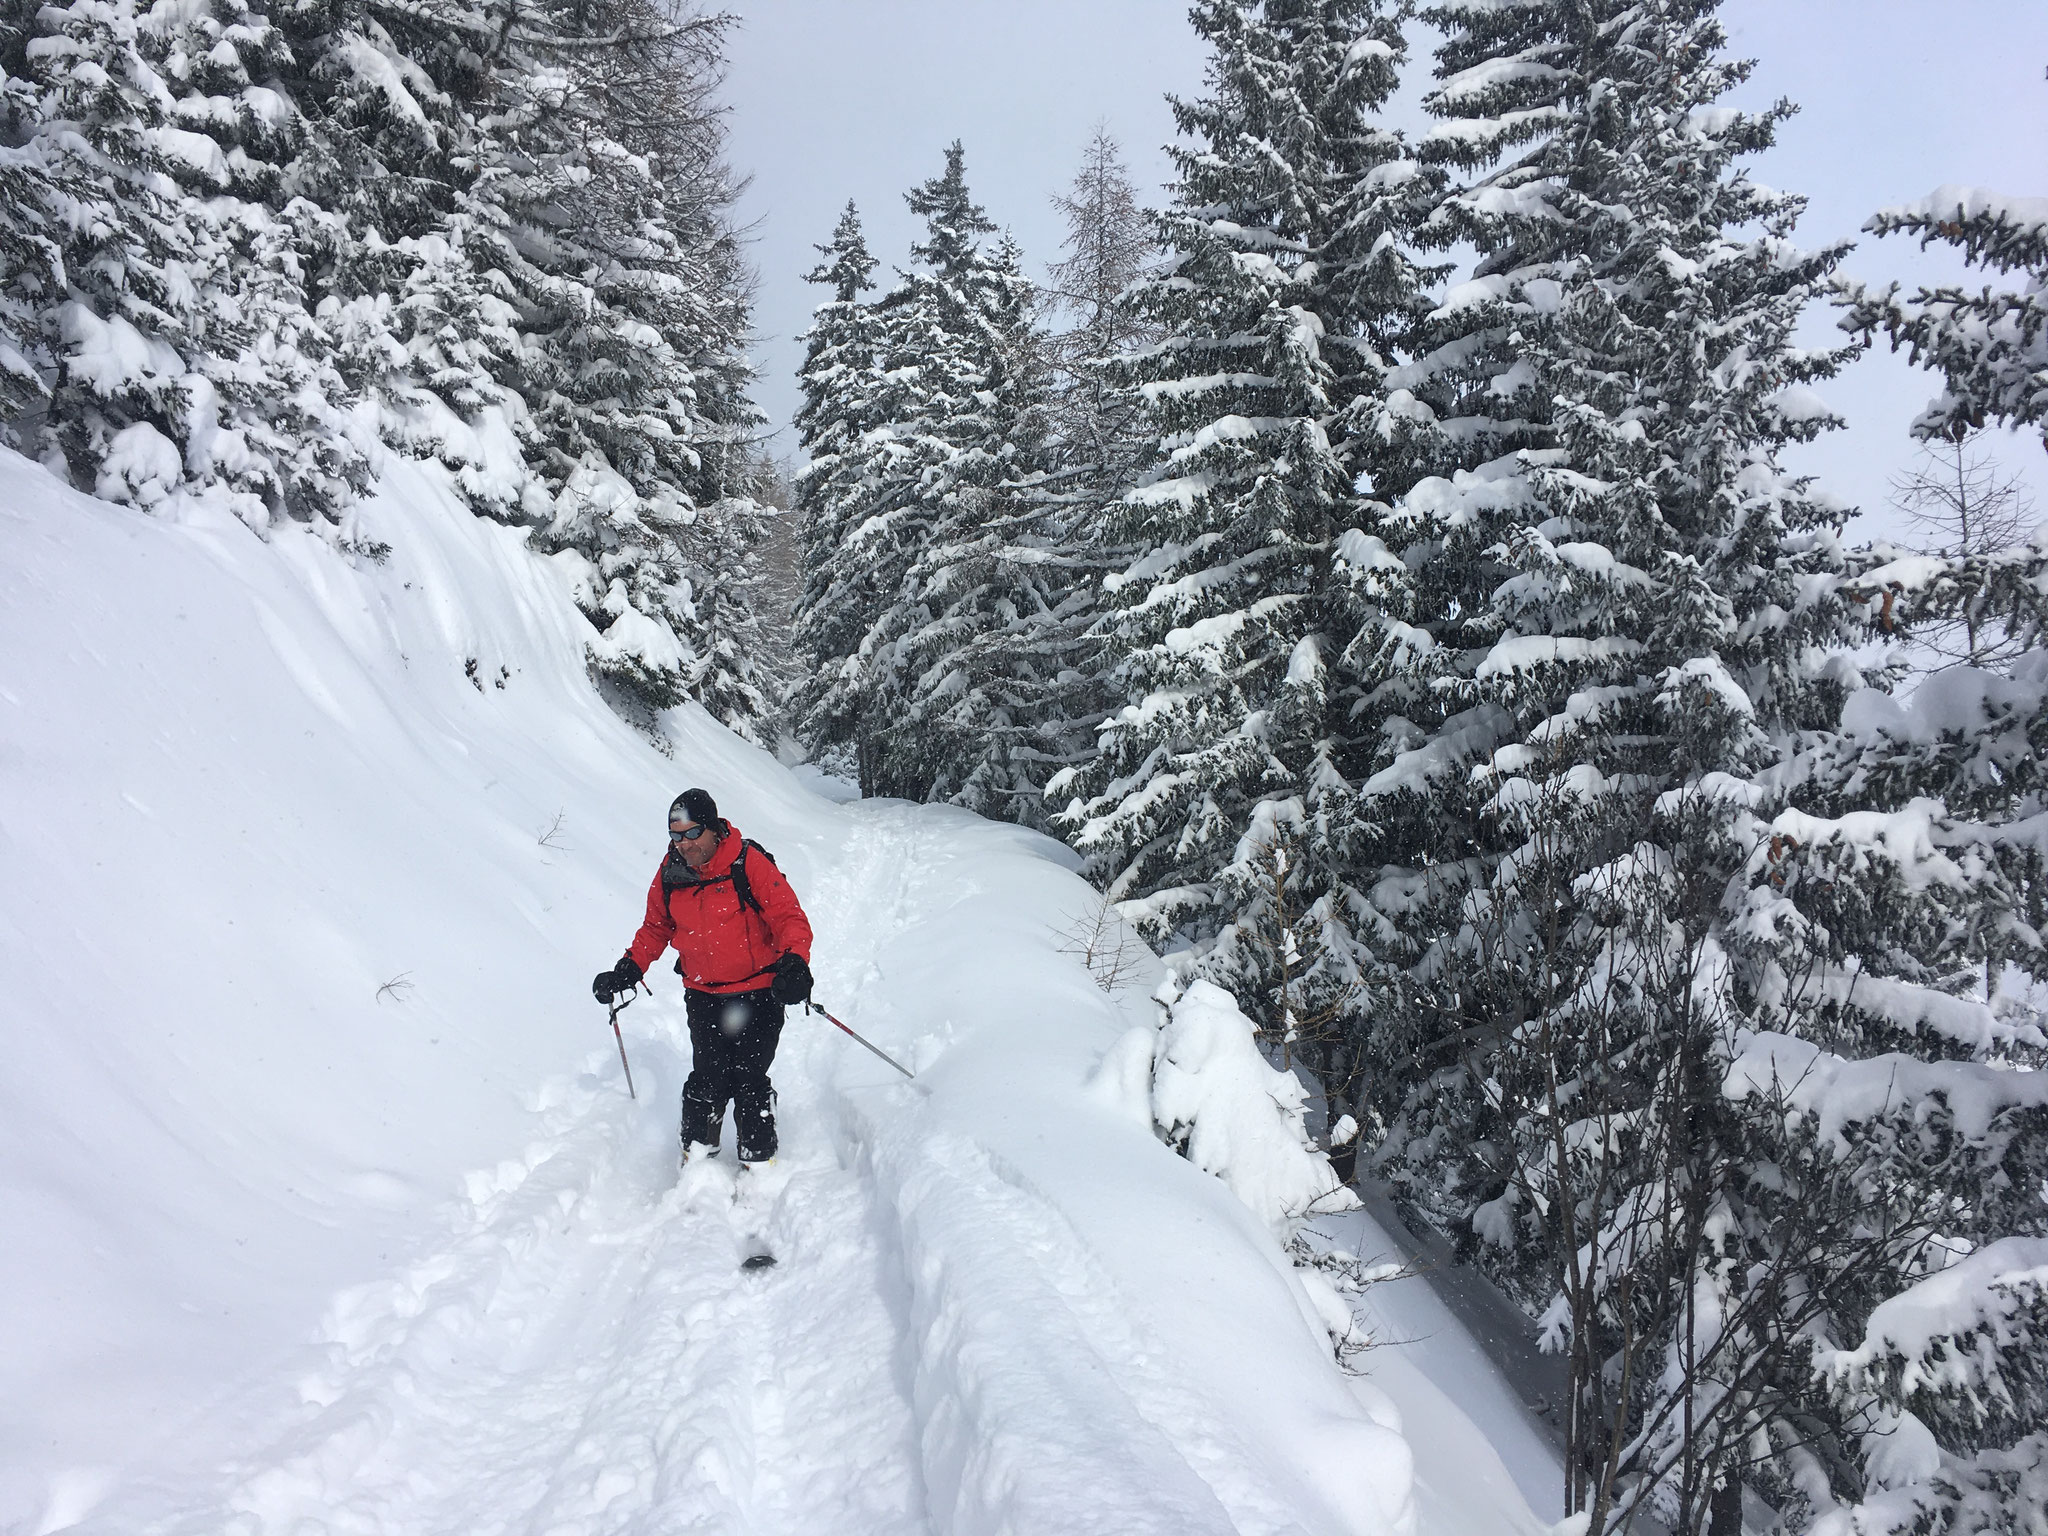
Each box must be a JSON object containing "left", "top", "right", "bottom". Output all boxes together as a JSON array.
[{"left": 0, "top": 452, "right": 1554, "bottom": 1535}]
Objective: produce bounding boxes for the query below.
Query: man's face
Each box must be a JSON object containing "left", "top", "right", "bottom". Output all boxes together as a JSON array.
[{"left": 670, "top": 818, "right": 721, "bottom": 870}]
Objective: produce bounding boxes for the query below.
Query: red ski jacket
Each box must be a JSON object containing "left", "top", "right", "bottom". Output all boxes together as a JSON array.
[{"left": 625, "top": 823, "right": 813, "bottom": 995}]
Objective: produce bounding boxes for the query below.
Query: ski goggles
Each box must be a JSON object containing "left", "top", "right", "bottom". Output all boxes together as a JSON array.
[{"left": 669, "top": 823, "right": 712, "bottom": 842}]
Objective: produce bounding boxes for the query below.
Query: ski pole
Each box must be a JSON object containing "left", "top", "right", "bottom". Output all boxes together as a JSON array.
[
  {"left": 805, "top": 1000, "right": 917, "bottom": 1081},
  {"left": 608, "top": 991, "right": 638, "bottom": 1099}
]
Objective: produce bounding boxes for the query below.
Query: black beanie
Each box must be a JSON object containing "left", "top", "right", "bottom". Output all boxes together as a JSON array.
[{"left": 668, "top": 787, "right": 721, "bottom": 829}]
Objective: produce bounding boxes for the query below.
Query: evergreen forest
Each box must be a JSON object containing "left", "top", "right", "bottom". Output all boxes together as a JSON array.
[{"left": 3, "top": 2, "right": 2044, "bottom": 1531}]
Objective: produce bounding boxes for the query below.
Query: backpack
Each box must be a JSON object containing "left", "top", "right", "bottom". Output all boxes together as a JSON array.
[{"left": 661, "top": 836, "right": 779, "bottom": 915}]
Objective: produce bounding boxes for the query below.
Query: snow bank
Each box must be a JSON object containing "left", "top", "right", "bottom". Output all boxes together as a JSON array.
[
  {"left": 1147, "top": 978, "right": 1359, "bottom": 1238},
  {"left": 822, "top": 812, "right": 1416, "bottom": 1536},
  {"left": 0, "top": 451, "right": 744, "bottom": 1527}
]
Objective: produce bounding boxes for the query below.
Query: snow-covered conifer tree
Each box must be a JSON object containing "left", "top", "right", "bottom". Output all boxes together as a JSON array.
[
  {"left": 810, "top": 151, "right": 1001, "bottom": 796},
  {"left": 679, "top": 468, "right": 780, "bottom": 747},
  {"left": 1755, "top": 530, "right": 2048, "bottom": 1536},
  {"left": 791, "top": 201, "right": 890, "bottom": 782},
  {"left": 0, "top": 17, "right": 66, "bottom": 420},
  {"left": 450, "top": 0, "right": 771, "bottom": 735},
  {"left": 883, "top": 226, "right": 1090, "bottom": 821},
  {"left": 3, "top": 0, "right": 366, "bottom": 525},
  {"left": 802, "top": 266, "right": 967, "bottom": 795},
  {"left": 858, "top": 149, "right": 1071, "bottom": 811},
  {"left": 739, "top": 451, "right": 806, "bottom": 712},
  {"left": 1055, "top": 0, "right": 1439, "bottom": 1053},
  {"left": 271, "top": 0, "right": 536, "bottom": 517},
  {"left": 1352, "top": 6, "right": 2044, "bottom": 1533},
  {"left": 797, "top": 146, "right": 1079, "bottom": 811},
  {"left": 1785, "top": 244, "right": 2048, "bottom": 1532},
  {"left": 1, "top": 0, "right": 776, "bottom": 740},
  {"left": 1215, "top": 1, "right": 1442, "bottom": 1089}
]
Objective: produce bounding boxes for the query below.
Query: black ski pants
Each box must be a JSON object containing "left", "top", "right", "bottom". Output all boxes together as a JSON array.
[{"left": 681, "top": 986, "right": 784, "bottom": 1160}]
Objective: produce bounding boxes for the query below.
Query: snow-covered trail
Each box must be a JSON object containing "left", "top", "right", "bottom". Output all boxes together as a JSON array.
[
  {"left": 133, "top": 808, "right": 945, "bottom": 1536},
  {"left": 113, "top": 799, "right": 1381, "bottom": 1536},
  {"left": 165, "top": 1098, "right": 926, "bottom": 1536}
]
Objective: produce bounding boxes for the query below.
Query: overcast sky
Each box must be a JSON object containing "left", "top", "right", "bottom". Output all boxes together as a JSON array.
[{"left": 721, "top": 1, "right": 2047, "bottom": 538}]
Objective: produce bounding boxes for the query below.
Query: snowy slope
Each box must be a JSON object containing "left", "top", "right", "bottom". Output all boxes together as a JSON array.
[{"left": 0, "top": 453, "right": 1547, "bottom": 1536}]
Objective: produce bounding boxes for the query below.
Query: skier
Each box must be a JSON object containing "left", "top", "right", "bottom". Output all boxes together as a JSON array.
[{"left": 591, "top": 789, "right": 813, "bottom": 1165}]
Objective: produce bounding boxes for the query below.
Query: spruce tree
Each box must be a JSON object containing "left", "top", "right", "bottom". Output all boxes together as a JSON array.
[
  {"left": 797, "top": 146, "right": 1072, "bottom": 809},
  {"left": 1054, "top": 0, "right": 1439, "bottom": 1028},
  {"left": 1355, "top": 3, "right": 1852, "bottom": 1527},
  {"left": 1210, "top": 0, "right": 1441, "bottom": 1110},
  {"left": 1801, "top": 206, "right": 2048, "bottom": 1533},
  {"left": 1350, "top": 5, "right": 2044, "bottom": 1533},
  {"left": 804, "top": 256, "right": 968, "bottom": 797},
  {"left": 791, "top": 201, "right": 890, "bottom": 783},
  {"left": 0, "top": 0, "right": 777, "bottom": 741},
  {"left": 882, "top": 227, "right": 1082, "bottom": 821},
  {"left": 4, "top": 0, "right": 365, "bottom": 525},
  {"left": 853, "top": 147, "right": 1047, "bottom": 804},
  {"left": 680, "top": 473, "right": 780, "bottom": 748},
  {"left": 739, "top": 450, "right": 807, "bottom": 715},
  {"left": 273, "top": 0, "right": 537, "bottom": 518},
  {"left": 451, "top": 0, "right": 771, "bottom": 735},
  {"left": 1757, "top": 530, "right": 2048, "bottom": 1536},
  {"left": 0, "top": 11, "right": 64, "bottom": 420}
]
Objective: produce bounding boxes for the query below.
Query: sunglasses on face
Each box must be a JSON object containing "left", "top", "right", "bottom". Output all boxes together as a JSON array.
[{"left": 669, "top": 823, "right": 711, "bottom": 842}]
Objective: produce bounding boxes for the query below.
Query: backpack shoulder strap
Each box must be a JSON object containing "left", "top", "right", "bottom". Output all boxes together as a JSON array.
[
  {"left": 730, "top": 840, "right": 760, "bottom": 915},
  {"left": 730, "top": 839, "right": 779, "bottom": 915}
]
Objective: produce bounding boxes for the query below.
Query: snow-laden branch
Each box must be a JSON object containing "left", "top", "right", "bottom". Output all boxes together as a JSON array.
[
  {"left": 1724, "top": 1028, "right": 2048, "bottom": 1147},
  {"left": 1815, "top": 1236, "right": 2048, "bottom": 1404}
]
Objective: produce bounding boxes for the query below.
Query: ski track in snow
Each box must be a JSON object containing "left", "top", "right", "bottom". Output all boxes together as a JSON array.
[
  {"left": 140, "top": 805, "right": 942, "bottom": 1536},
  {"left": 127, "top": 800, "right": 1367, "bottom": 1536},
  {"left": 112, "top": 798, "right": 1418, "bottom": 1536}
]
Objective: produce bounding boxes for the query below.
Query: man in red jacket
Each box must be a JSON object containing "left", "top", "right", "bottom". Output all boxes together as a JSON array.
[{"left": 592, "top": 789, "right": 814, "bottom": 1164}]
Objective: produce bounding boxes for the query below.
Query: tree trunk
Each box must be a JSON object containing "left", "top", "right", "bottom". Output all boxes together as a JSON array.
[{"left": 1708, "top": 1475, "right": 1743, "bottom": 1536}]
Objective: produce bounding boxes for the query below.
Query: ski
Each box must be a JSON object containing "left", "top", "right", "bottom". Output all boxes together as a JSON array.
[
  {"left": 677, "top": 1148, "right": 779, "bottom": 1267},
  {"left": 735, "top": 1160, "right": 778, "bottom": 1270}
]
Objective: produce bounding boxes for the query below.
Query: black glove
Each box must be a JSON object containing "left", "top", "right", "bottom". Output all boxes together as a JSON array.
[
  {"left": 592, "top": 955, "right": 643, "bottom": 1004},
  {"left": 770, "top": 951, "right": 813, "bottom": 1006}
]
